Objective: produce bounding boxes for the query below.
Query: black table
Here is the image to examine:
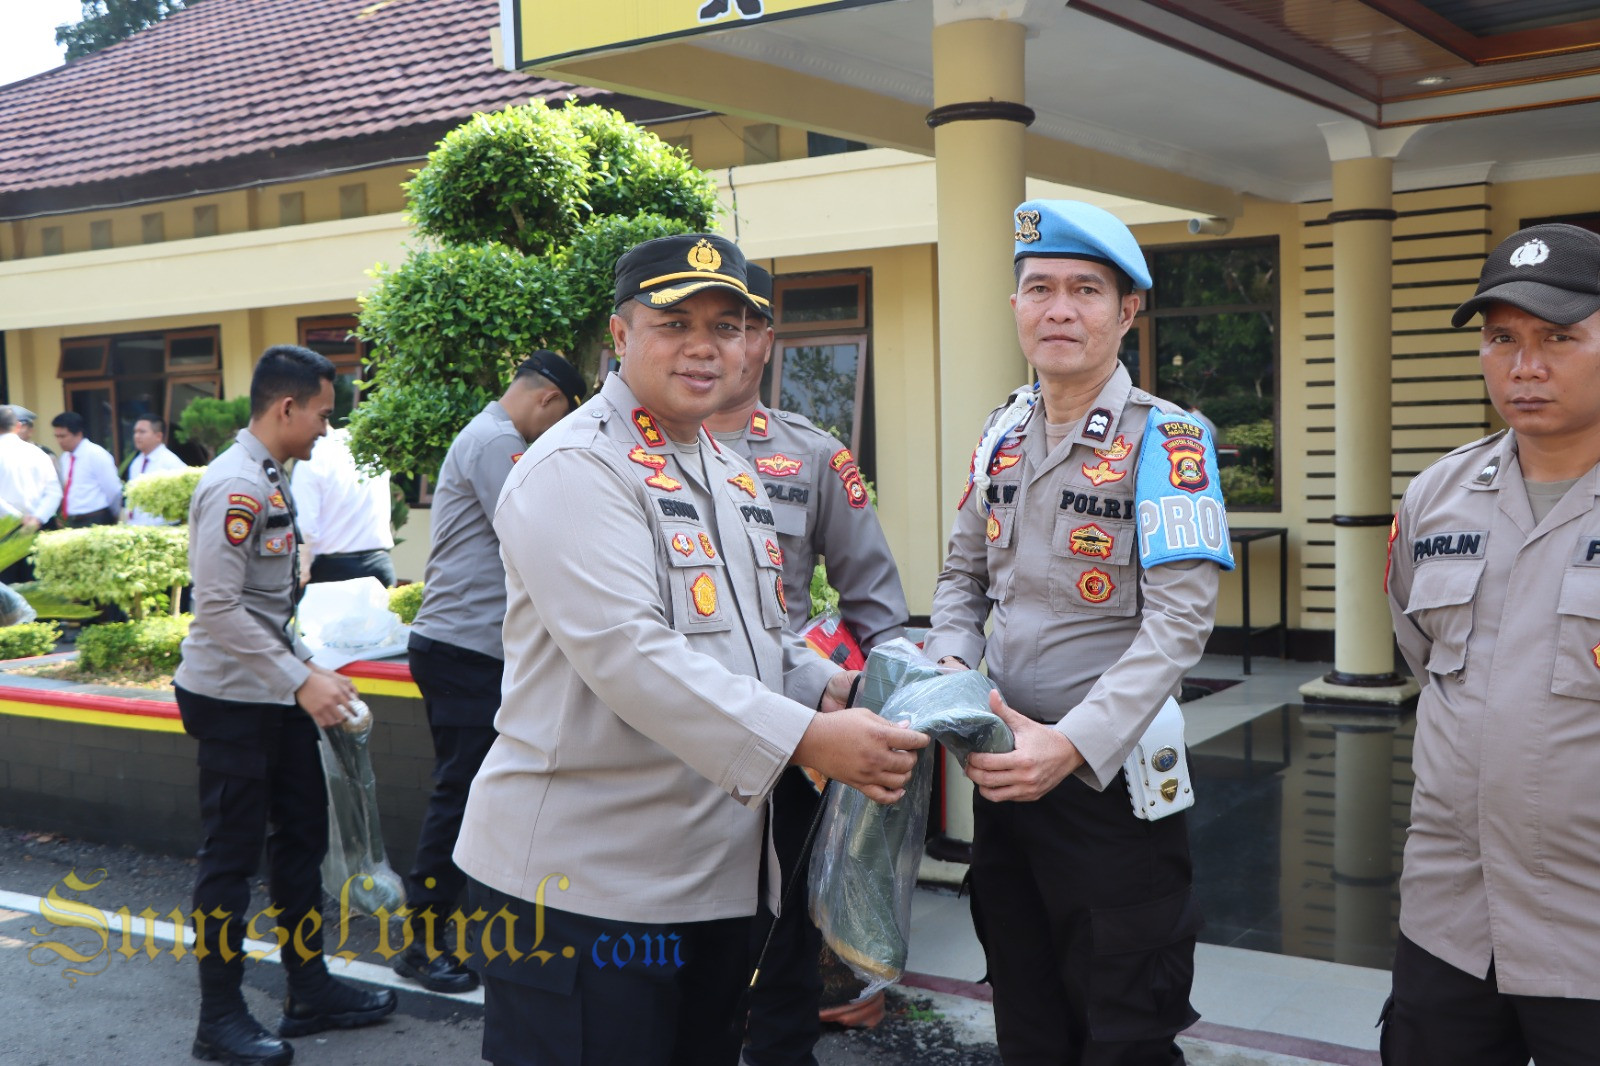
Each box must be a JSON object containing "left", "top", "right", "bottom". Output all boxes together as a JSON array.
[{"left": 1228, "top": 526, "right": 1288, "bottom": 675}]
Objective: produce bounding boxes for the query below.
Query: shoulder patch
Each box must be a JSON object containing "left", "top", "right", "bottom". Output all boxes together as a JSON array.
[
  {"left": 224, "top": 506, "right": 255, "bottom": 546},
  {"left": 228, "top": 493, "right": 262, "bottom": 514},
  {"left": 829, "top": 448, "right": 854, "bottom": 473}
]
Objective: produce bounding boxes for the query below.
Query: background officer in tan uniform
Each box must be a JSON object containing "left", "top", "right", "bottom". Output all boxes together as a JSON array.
[
  {"left": 1383, "top": 223, "right": 1600, "bottom": 1065},
  {"left": 451, "top": 234, "right": 927, "bottom": 1066},
  {"left": 174, "top": 345, "right": 395, "bottom": 1066},
  {"left": 706, "top": 264, "right": 909, "bottom": 1066},
  {"left": 925, "top": 200, "right": 1225, "bottom": 1066},
  {"left": 394, "top": 349, "right": 584, "bottom": 995}
]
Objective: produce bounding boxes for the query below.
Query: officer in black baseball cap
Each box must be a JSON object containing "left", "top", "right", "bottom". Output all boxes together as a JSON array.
[{"left": 613, "top": 233, "right": 761, "bottom": 314}]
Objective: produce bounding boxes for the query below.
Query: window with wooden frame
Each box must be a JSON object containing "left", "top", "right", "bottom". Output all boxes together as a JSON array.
[
  {"left": 762, "top": 270, "right": 875, "bottom": 478},
  {"left": 57, "top": 327, "right": 223, "bottom": 463},
  {"left": 297, "top": 315, "right": 367, "bottom": 426}
]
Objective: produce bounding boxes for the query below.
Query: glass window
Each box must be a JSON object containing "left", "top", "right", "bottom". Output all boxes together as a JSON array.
[
  {"left": 1142, "top": 239, "right": 1280, "bottom": 509},
  {"left": 59, "top": 339, "right": 108, "bottom": 378},
  {"left": 299, "top": 316, "right": 366, "bottom": 427},
  {"left": 58, "top": 327, "right": 222, "bottom": 458},
  {"left": 111, "top": 335, "right": 165, "bottom": 377},
  {"left": 193, "top": 204, "right": 219, "bottom": 238},
  {"left": 89, "top": 219, "right": 112, "bottom": 250},
  {"left": 66, "top": 386, "right": 115, "bottom": 449},
  {"left": 775, "top": 339, "right": 866, "bottom": 450},
  {"left": 768, "top": 271, "right": 874, "bottom": 477},
  {"left": 167, "top": 331, "right": 219, "bottom": 370}
]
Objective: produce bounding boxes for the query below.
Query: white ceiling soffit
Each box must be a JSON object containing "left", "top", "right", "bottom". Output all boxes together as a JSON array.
[{"left": 689, "top": 0, "right": 1600, "bottom": 202}]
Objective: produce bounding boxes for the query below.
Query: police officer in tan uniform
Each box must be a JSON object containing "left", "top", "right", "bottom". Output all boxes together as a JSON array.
[
  {"left": 1382, "top": 223, "right": 1600, "bottom": 1065},
  {"left": 174, "top": 345, "right": 395, "bottom": 1066},
  {"left": 926, "top": 201, "right": 1231, "bottom": 1066},
  {"left": 451, "top": 234, "right": 928, "bottom": 1066},
  {"left": 706, "top": 265, "right": 909, "bottom": 1066}
]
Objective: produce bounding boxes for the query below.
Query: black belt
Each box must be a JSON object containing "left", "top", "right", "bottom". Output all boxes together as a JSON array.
[{"left": 318, "top": 548, "right": 388, "bottom": 558}]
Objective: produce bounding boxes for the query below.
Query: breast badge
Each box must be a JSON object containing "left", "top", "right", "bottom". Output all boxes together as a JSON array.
[
  {"left": 691, "top": 573, "right": 718, "bottom": 617},
  {"left": 698, "top": 533, "right": 718, "bottom": 559},
  {"left": 1069, "top": 524, "right": 1113, "bottom": 559},
  {"left": 267, "top": 490, "right": 287, "bottom": 510},
  {"left": 224, "top": 507, "right": 255, "bottom": 546},
  {"left": 1095, "top": 435, "right": 1131, "bottom": 461},
  {"left": 1081, "top": 460, "right": 1126, "bottom": 486},
  {"left": 1591, "top": 640, "right": 1600, "bottom": 670},
  {"left": 986, "top": 511, "right": 1003, "bottom": 544},
  {"left": 756, "top": 454, "right": 802, "bottom": 477},
  {"left": 1077, "top": 568, "right": 1115, "bottom": 603},
  {"left": 263, "top": 533, "right": 292, "bottom": 556},
  {"left": 728, "top": 472, "right": 758, "bottom": 497},
  {"left": 988, "top": 448, "right": 1021, "bottom": 476},
  {"left": 628, "top": 446, "right": 683, "bottom": 492},
  {"left": 671, "top": 533, "right": 694, "bottom": 557},
  {"left": 765, "top": 539, "right": 783, "bottom": 567},
  {"left": 774, "top": 574, "right": 786, "bottom": 614}
]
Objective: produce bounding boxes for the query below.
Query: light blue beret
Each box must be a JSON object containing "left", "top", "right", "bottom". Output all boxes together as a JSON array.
[{"left": 1012, "top": 199, "right": 1152, "bottom": 291}]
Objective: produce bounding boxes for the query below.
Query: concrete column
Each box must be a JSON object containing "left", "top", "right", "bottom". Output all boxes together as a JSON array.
[{"left": 928, "top": 14, "right": 1030, "bottom": 851}]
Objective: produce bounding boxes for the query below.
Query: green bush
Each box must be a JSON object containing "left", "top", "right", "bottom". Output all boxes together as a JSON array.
[
  {"left": 808, "top": 562, "right": 839, "bottom": 620},
  {"left": 388, "top": 582, "right": 424, "bottom": 625},
  {"left": 0, "top": 514, "right": 39, "bottom": 573},
  {"left": 176, "top": 396, "right": 251, "bottom": 462},
  {"left": 0, "top": 621, "right": 62, "bottom": 660},
  {"left": 76, "top": 615, "right": 191, "bottom": 674},
  {"left": 123, "top": 465, "right": 205, "bottom": 524},
  {"left": 33, "top": 526, "right": 190, "bottom": 620}
]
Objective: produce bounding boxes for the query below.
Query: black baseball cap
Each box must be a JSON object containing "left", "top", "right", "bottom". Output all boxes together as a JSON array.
[
  {"left": 746, "top": 264, "right": 774, "bottom": 322},
  {"left": 517, "top": 350, "right": 586, "bottom": 411},
  {"left": 1452, "top": 223, "right": 1600, "bottom": 328},
  {"left": 613, "top": 233, "right": 759, "bottom": 313}
]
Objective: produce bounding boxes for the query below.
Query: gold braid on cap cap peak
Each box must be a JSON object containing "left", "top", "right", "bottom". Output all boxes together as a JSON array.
[{"left": 637, "top": 270, "right": 750, "bottom": 294}]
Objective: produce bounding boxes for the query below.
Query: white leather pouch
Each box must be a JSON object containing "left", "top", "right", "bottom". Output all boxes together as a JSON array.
[{"left": 1124, "top": 696, "right": 1194, "bottom": 820}]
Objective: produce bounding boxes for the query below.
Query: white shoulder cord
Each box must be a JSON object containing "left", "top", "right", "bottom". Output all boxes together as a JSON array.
[{"left": 968, "top": 384, "right": 1039, "bottom": 516}]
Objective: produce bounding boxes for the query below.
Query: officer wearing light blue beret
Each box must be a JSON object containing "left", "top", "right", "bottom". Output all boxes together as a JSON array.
[{"left": 927, "top": 200, "right": 1229, "bottom": 1065}]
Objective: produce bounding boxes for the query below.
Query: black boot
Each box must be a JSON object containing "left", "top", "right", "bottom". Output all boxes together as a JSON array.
[
  {"left": 194, "top": 955, "right": 292, "bottom": 1065},
  {"left": 736, "top": 0, "right": 764, "bottom": 15},
  {"left": 698, "top": 0, "right": 730, "bottom": 18},
  {"left": 394, "top": 942, "right": 479, "bottom": 994},
  {"left": 279, "top": 963, "right": 397, "bottom": 1038}
]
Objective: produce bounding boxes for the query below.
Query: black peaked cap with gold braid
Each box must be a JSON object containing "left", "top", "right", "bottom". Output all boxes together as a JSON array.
[{"left": 613, "top": 233, "right": 760, "bottom": 313}]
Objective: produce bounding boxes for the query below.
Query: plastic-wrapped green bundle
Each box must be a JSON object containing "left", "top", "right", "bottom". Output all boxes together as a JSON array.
[
  {"left": 318, "top": 705, "right": 405, "bottom": 915},
  {"left": 808, "top": 639, "right": 1013, "bottom": 996}
]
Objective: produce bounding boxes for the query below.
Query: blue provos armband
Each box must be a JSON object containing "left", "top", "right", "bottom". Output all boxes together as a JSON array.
[{"left": 1135, "top": 414, "right": 1236, "bottom": 571}]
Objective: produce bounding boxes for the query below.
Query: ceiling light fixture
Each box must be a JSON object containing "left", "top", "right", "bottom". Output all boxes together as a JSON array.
[{"left": 1416, "top": 75, "right": 1450, "bottom": 86}]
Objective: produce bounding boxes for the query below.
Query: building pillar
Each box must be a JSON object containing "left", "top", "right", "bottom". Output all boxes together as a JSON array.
[
  {"left": 928, "top": 11, "right": 1030, "bottom": 853},
  {"left": 1302, "top": 125, "right": 1420, "bottom": 708}
]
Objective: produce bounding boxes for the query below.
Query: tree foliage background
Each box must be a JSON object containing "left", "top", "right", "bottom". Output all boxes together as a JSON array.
[
  {"left": 350, "top": 102, "right": 719, "bottom": 480},
  {"left": 56, "top": 0, "right": 193, "bottom": 60}
]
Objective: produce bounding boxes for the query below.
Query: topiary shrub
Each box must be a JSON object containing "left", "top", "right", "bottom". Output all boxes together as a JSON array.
[
  {"left": 176, "top": 396, "right": 251, "bottom": 462},
  {"left": 388, "top": 582, "right": 424, "bottom": 625},
  {"left": 123, "top": 466, "right": 205, "bottom": 524},
  {"left": 32, "top": 526, "right": 190, "bottom": 620},
  {"left": 76, "top": 615, "right": 190, "bottom": 674},
  {"left": 0, "top": 621, "right": 62, "bottom": 660}
]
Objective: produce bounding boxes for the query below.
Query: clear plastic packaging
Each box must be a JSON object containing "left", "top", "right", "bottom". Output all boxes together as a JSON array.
[
  {"left": 808, "top": 638, "right": 1013, "bottom": 997},
  {"left": 0, "top": 582, "right": 38, "bottom": 627},
  {"left": 318, "top": 700, "right": 405, "bottom": 915}
]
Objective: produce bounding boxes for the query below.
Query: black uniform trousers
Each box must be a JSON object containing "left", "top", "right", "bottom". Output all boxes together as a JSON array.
[
  {"left": 466, "top": 878, "right": 752, "bottom": 1066},
  {"left": 175, "top": 686, "right": 328, "bottom": 981},
  {"left": 404, "top": 634, "right": 502, "bottom": 929},
  {"left": 309, "top": 549, "right": 396, "bottom": 588},
  {"left": 970, "top": 769, "right": 1200, "bottom": 1066},
  {"left": 1380, "top": 931, "right": 1600, "bottom": 1066},
  {"left": 745, "top": 765, "right": 827, "bottom": 1066}
]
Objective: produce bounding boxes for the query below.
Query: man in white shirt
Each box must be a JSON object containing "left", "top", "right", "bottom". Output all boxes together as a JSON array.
[
  {"left": 291, "top": 426, "right": 396, "bottom": 586},
  {"left": 1, "top": 405, "right": 62, "bottom": 585},
  {"left": 124, "top": 416, "right": 189, "bottom": 525},
  {"left": 51, "top": 412, "right": 123, "bottom": 527}
]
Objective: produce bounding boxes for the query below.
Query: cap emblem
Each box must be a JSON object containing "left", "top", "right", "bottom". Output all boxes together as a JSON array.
[
  {"left": 1015, "top": 209, "right": 1042, "bottom": 244},
  {"left": 1510, "top": 238, "right": 1549, "bottom": 268},
  {"left": 688, "top": 239, "right": 723, "bottom": 273}
]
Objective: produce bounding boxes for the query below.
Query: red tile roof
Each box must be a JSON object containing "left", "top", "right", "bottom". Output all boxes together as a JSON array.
[{"left": 0, "top": 0, "right": 633, "bottom": 204}]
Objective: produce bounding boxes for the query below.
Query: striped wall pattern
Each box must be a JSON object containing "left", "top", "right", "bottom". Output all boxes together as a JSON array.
[{"left": 1293, "top": 184, "right": 1493, "bottom": 627}]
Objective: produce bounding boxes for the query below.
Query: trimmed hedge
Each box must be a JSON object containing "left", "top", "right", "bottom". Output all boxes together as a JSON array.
[
  {"left": 76, "top": 615, "right": 191, "bottom": 674},
  {"left": 0, "top": 622, "right": 62, "bottom": 661},
  {"left": 389, "top": 582, "right": 424, "bottom": 625}
]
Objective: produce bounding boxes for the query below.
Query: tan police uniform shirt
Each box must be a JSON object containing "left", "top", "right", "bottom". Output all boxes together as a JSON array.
[
  {"left": 924, "top": 365, "right": 1220, "bottom": 788},
  {"left": 1388, "top": 429, "right": 1600, "bottom": 999},
  {"left": 453, "top": 374, "right": 838, "bottom": 925},
  {"left": 174, "top": 428, "right": 312, "bottom": 705},
  {"left": 721, "top": 403, "right": 908, "bottom": 650}
]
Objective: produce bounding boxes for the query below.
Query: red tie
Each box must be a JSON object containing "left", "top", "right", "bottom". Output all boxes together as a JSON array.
[
  {"left": 62, "top": 453, "right": 75, "bottom": 518},
  {"left": 141, "top": 455, "right": 149, "bottom": 474}
]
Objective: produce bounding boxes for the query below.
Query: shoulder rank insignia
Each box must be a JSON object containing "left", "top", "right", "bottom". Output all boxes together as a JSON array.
[
  {"left": 629, "top": 446, "right": 683, "bottom": 492},
  {"left": 228, "top": 493, "right": 261, "bottom": 514},
  {"left": 1077, "top": 568, "right": 1115, "bottom": 603},
  {"left": 757, "top": 454, "right": 802, "bottom": 477},
  {"left": 1069, "top": 524, "right": 1113, "bottom": 559},
  {"left": 690, "top": 572, "right": 718, "bottom": 617},
  {"left": 632, "top": 407, "right": 665, "bottom": 448},
  {"left": 841, "top": 466, "right": 868, "bottom": 509},
  {"left": 765, "top": 539, "right": 783, "bottom": 567},
  {"left": 698, "top": 532, "right": 718, "bottom": 559},
  {"left": 267, "top": 490, "right": 287, "bottom": 510},
  {"left": 1082, "top": 460, "right": 1127, "bottom": 487},
  {"left": 728, "top": 472, "right": 758, "bottom": 497},
  {"left": 1095, "top": 435, "right": 1131, "bottom": 461},
  {"left": 829, "top": 448, "right": 854, "bottom": 473},
  {"left": 1084, "top": 408, "right": 1112, "bottom": 442},
  {"left": 224, "top": 506, "right": 255, "bottom": 546},
  {"left": 671, "top": 532, "right": 694, "bottom": 557},
  {"left": 774, "top": 574, "right": 786, "bottom": 614},
  {"left": 750, "top": 411, "right": 769, "bottom": 437}
]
